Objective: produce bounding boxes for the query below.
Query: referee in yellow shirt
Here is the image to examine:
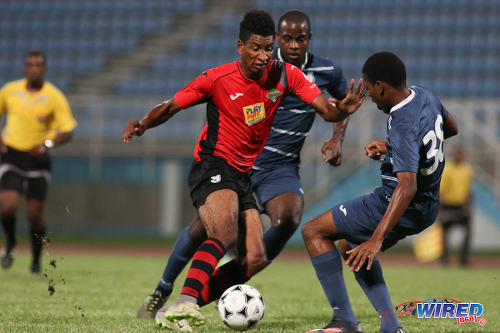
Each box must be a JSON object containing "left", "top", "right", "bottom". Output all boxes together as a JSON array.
[
  {"left": 0, "top": 51, "right": 77, "bottom": 273},
  {"left": 439, "top": 147, "right": 474, "bottom": 267}
]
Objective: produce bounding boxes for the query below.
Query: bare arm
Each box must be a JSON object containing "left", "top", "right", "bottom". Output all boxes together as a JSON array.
[
  {"left": 310, "top": 79, "right": 366, "bottom": 122},
  {"left": 346, "top": 171, "right": 417, "bottom": 271},
  {"left": 443, "top": 112, "right": 458, "bottom": 139},
  {"left": 321, "top": 117, "right": 349, "bottom": 166},
  {"left": 122, "top": 98, "right": 182, "bottom": 143}
]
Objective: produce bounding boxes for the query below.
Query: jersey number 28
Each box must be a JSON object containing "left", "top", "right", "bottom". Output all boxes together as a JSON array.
[{"left": 421, "top": 114, "right": 444, "bottom": 175}]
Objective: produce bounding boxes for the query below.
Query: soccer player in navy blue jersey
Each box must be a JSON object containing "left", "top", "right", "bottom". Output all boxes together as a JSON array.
[
  {"left": 303, "top": 52, "right": 458, "bottom": 333},
  {"left": 135, "top": 10, "right": 353, "bottom": 320}
]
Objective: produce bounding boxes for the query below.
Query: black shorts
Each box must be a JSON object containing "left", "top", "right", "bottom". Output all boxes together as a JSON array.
[
  {"left": 188, "top": 156, "right": 258, "bottom": 211},
  {"left": 0, "top": 146, "right": 51, "bottom": 201}
]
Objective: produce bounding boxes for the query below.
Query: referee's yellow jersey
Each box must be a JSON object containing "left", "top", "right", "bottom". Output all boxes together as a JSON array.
[
  {"left": 0, "top": 78, "right": 77, "bottom": 151},
  {"left": 440, "top": 161, "right": 474, "bottom": 206}
]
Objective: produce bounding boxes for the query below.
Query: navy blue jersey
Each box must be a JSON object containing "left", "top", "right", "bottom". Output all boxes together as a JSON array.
[
  {"left": 252, "top": 49, "right": 347, "bottom": 170},
  {"left": 381, "top": 86, "right": 449, "bottom": 212}
]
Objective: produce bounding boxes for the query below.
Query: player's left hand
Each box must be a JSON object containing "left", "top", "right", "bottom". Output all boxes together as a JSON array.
[
  {"left": 330, "top": 79, "right": 367, "bottom": 115},
  {"left": 345, "top": 237, "right": 382, "bottom": 272},
  {"left": 321, "top": 139, "right": 342, "bottom": 166}
]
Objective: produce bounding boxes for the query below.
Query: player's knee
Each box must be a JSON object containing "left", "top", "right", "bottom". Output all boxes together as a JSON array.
[
  {"left": 301, "top": 220, "right": 319, "bottom": 243},
  {"left": 273, "top": 212, "right": 301, "bottom": 236}
]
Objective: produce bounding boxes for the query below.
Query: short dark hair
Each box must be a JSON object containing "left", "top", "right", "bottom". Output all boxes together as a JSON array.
[
  {"left": 239, "top": 9, "right": 275, "bottom": 42},
  {"left": 362, "top": 51, "right": 406, "bottom": 88},
  {"left": 278, "top": 10, "right": 311, "bottom": 34},
  {"left": 24, "top": 50, "right": 47, "bottom": 65}
]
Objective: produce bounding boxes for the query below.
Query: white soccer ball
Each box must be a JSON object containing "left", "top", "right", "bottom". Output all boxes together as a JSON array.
[{"left": 218, "top": 284, "right": 265, "bottom": 331}]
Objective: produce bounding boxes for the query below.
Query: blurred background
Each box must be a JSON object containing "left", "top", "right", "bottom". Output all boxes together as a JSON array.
[{"left": 0, "top": 0, "right": 498, "bottom": 253}]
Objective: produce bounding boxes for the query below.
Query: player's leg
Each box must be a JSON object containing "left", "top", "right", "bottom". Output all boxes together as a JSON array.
[
  {"left": 302, "top": 210, "right": 361, "bottom": 333},
  {"left": 26, "top": 198, "right": 45, "bottom": 273},
  {"left": 137, "top": 217, "right": 207, "bottom": 319},
  {"left": 251, "top": 165, "right": 304, "bottom": 262},
  {"left": 339, "top": 240, "right": 403, "bottom": 333},
  {"left": 158, "top": 189, "right": 238, "bottom": 328},
  {"left": 263, "top": 192, "right": 303, "bottom": 261},
  {"left": 0, "top": 188, "right": 21, "bottom": 269},
  {"left": 440, "top": 215, "right": 453, "bottom": 266},
  {"left": 198, "top": 208, "right": 267, "bottom": 306},
  {"left": 459, "top": 211, "right": 471, "bottom": 267},
  {"left": 26, "top": 176, "right": 50, "bottom": 274}
]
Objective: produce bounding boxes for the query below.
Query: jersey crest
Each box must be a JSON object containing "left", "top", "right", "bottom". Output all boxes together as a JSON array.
[
  {"left": 266, "top": 88, "right": 282, "bottom": 102},
  {"left": 243, "top": 103, "right": 266, "bottom": 126}
]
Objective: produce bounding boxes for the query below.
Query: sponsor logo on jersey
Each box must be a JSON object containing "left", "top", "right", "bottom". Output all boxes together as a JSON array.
[
  {"left": 266, "top": 88, "right": 282, "bottom": 102},
  {"left": 339, "top": 204, "right": 347, "bottom": 216},
  {"left": 243, "top": 103, "right": 266, "bottom": 126},
  {"left": 230, "top": 93, "right": 244, "bottom": 100}
]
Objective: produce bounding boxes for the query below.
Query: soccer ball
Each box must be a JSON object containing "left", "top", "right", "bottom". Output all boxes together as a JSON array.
[{"left": 218, "top": 284, "right": 265, "bottom": 331}]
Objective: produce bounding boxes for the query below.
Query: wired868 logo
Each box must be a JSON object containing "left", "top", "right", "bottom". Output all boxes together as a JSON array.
[{"left": 394, "top": 298, "right": 486, "bottom": 327}]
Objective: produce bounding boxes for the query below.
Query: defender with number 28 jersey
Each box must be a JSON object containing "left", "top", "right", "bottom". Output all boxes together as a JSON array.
[{"left": 174, "top": 60, "right": 321, "bottom": 172}]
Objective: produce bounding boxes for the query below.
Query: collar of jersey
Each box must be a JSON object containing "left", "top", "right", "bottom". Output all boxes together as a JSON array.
[
  {"left": 390, "top": 88, "right": 415, "bottom": 113},
  {"left": 277, "top": 48, "right": 308, "bottom": 70}
]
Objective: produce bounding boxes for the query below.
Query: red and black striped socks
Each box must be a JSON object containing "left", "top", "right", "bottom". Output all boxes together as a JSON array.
[{"left": 181, "top": 238, "right": 226, "bottom": 299}]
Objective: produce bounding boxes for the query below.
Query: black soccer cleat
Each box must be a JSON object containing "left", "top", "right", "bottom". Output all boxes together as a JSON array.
[
  {"left": 306, "top": 317, "right": 363, "bottom": 333},
  {"left": 1, "top": 241, "right": 16, "bottom": 270},
  {"left": 381, "top": 328, "right": 406, "bottom": 333},
  {"left": 1, "top": 253, "right": 14, "bottom": 269},
  {"left": 137, "top": 289, "right": 170, "bottom": 319}
]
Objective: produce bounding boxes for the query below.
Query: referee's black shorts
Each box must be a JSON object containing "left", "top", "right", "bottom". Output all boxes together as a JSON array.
[
  {"left": 0, "top": 146, "right": 51, "bottom": 201},
  {"left": 188, "top": 155, "right": 258, "bottom": 211}
]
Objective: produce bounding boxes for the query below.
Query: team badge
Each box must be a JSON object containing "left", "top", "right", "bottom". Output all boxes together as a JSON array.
[
  {"left": 243, "top": 103, "right": 266, "bottom": 126},
  {"left": 266, "top": 88, "right": 282, "bottom": 102}
]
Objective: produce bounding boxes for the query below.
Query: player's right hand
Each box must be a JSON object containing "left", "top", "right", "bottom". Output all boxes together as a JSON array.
[
  {"left": 364, "top": 140, "right": 386, "bottom": 162},
  {"left": 122, "top": 120, "right": 145, "bottom": 143}
]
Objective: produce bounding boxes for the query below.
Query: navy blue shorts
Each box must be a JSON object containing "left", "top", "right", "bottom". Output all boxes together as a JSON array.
[
  {"left": 249, "top": 165, "right": 303, "bottom": 212},
  {"left": 331, "top": 187, "right": 438, "bottom": 251}
]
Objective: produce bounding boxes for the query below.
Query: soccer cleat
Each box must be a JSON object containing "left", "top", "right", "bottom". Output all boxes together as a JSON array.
[
  {"left": 1, "top": 253, "right": 14, "bottom": 269},
  {"left": 306, "top": 317, "right": 363, "bottom": 333},
  {"left": 137, "top": 290, "right": 170, "bottom": 319},
  {"left": 31, "top": 261, "right": 41, "bottom": 274},
  {"left": 156, "top": 298, "right": 206, "bottom": 329},
  {"left": 156, "top": 317, "right": 192, "bottom": 331},
  {"left": 1, "top": 242, "right": 16, "bottom": 269},
  {"left": 381, "top": 328, "right": 406, "bottom": 333}
]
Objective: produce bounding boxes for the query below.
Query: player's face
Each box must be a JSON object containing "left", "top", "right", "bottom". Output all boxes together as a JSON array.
[
  {"left": 24, "top": 55, "right": 46, "bottom": 84},
  {"left": 238, "top": 34, "right": 274, "bottom": 80},
  {"left": 362, "top": 74, "right": 390, "bottom": 114},
  {"left": 277, "top": 20, "right": 311, "bottom": 67}
]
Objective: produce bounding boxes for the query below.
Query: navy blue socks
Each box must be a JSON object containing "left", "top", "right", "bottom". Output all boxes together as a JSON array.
[
  {"left": 354, "top": 258, "right": 400, "bottom": 333},
  {"left": 311, "top": 249, "right": 358, "bottom": 325}
]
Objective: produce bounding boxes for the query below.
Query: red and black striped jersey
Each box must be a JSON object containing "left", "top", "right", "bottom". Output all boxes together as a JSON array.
[{"left": 174, "top": 60, "right": 321, "bottom": 172}]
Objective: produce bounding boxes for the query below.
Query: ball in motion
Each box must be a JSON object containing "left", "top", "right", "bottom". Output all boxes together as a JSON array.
[{"left": 218, "top": 284, "right": 265, "bottom": 331}]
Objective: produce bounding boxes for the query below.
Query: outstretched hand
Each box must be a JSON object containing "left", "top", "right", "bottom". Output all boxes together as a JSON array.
[
  {"left": 330, "top": 79, "right": 367, "bottom": 116},
  {"left": 364, "top": 140, "right": 386, "bottom": 162},
  {"left": 345, "top": 237, "right": 382, "bottom": 272},
  {"left": 122, "top": 120, "right": 145, "bottom": 143},
  {"left": 321, "top": 140, "right": 342, "bottom": 166}
]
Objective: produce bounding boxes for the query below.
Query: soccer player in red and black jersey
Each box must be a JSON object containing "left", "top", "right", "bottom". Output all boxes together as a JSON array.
[{"left": 123, "top": 10, "right": 366, "bottom": 331}]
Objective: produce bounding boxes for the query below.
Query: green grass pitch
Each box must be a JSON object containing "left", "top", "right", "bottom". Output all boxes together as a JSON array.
[{"left": 0, "top": 251, "right": 498, "bottom": 333}]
